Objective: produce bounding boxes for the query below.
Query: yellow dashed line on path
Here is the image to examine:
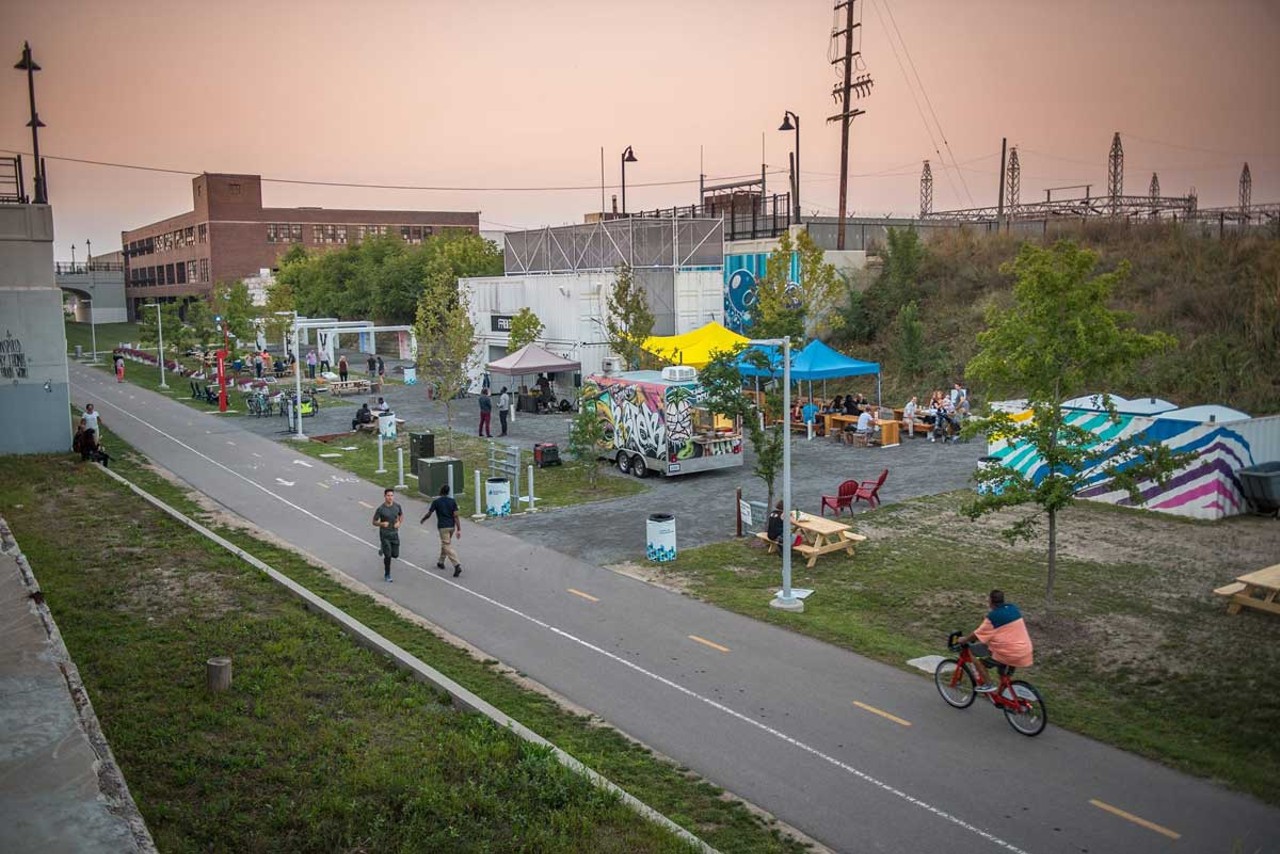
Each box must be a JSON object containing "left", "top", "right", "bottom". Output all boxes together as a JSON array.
[
  {"left": 688, "top": 635, "right": 730, "bottom": 654},
  {"left": 1089, "top": 799, "right": 1180, "bottom": 840},
  {"left": 567, "top": 588, "right": 599, "bottom": 602},
  {"left": 852, "top": 701, "right": 911, "bottom": 727},
  {"left": 317, "top": 482, "right": 330, "bottom": 489}
]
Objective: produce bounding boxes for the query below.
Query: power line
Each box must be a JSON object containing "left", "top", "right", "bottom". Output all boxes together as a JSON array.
[
  {"left": 1122, "top": 132, "right": 1280, "bottom": 161},
  {"left": 0, "top": 146, "right": 782, "bottom": 193}
]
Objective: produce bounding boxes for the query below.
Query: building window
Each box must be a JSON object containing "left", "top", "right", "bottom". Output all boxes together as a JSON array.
[
  {"left": 335, "top": 225, "right": 347, "bottom": 244},
  {"left": 166, "top": 263, "right": 176, "bottom": 285},
  {"left": 187, "top": 261, "right": 197, "bottom": 282},
  {"left": 229, "top": 182, "right": 241, "bottom": 196},
  {"left": 314, "top": 224, "right": 343, "bottom": 244},
  {"left": 176, "top": 262, "right": 186, "bottom": 284},
  {"left": 267, "top": 224, "right": 280, "bottom": 243},
  {"left": 290, "top": 224, "right": 302, "bottom": 242},
  {"left": 198, "top": 224, "right": 207, "bottom": 243},
  {"left": 200, "top": 258, "right": 209, "bottom": 282}
]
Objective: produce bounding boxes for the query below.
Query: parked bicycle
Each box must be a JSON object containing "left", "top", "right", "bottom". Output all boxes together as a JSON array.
[{"left": 934, "top": 631, "right": 1048, "bottom": 736}]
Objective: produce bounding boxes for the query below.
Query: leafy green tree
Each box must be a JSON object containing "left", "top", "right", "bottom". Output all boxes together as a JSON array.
[
  {"left": 604, "top": 264, "right": 655, "bottom": 370},
  {"left": 506, "top": 307, "right": 544, "bottom": 353},
  {"left": 138, "top": 302, "right": 187, "bottom": 356},
  {"left": 182, "top": 299, "right": 218, "bottom": 350},
  {"left": 753, "top": 229, "right": 844, "bottom": 346},
  {"left": 415, "top": 270, "right": 480, "bottom": 453},
  {"left": 700, "top": 346, "right": 785, "bottom": 507},
  {"left": 211, "top": 281, "right": 258, "bottom": 342},
  {"left": 567, "top": 383, "right": 606, "bottom": 488},
  {"left": 891, "top": 301, "right": 930, "bottom": 382},
  {"left": 963, "top": 241, "right": 1186, "bottom": 609}
]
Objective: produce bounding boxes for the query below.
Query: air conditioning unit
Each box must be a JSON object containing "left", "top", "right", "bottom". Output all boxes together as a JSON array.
[
  {"left": 661, "top": 365, "right": 697, "bottom": 383},
  {"left": 601, "top": 356, "right": 623, "bottom": 375}
]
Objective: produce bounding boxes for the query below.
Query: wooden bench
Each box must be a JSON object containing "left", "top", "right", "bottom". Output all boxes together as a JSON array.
[
  {"left": 330, "top": 380, "right": 372, "bottom": 397},
  {"left": 356, "top": 421, "right": 378, "bottom": 433},
  {"left": 1214, "top": 582, "right": 1247, "bottom": 597}
]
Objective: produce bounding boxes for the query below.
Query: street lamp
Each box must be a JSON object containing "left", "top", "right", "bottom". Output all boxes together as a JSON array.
[
  {"left": 275, "top": 310, "right": 303, "bottom": 439},
  {"left": 85, "top": 237, "right": 99, "bottom": 363},
  {"left": 778, "top": 111, "right": 800, "bottom": 224},
  {"left": 749, "top": 336, "right": 802, "bottom": 612},
  {"left": 14, "top": 41, "right": 47, "bottom": 204},
  {"left": 620, "top": 146, "right": 637, "bottom": 215},
  {"left": 142, "top": 302, "right": 169, "bottom": 389}
]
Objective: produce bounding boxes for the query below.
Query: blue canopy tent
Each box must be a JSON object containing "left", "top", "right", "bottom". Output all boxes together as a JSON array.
[{"left": 736, "top": 340, "right": 882, "bottom": 407}]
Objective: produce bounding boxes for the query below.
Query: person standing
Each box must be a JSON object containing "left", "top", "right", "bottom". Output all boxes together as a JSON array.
[
  {"left": 338, "top": 355, "right": 349, "bottom": 383},
  {"left": 420, "top": 484, "right": 463, "bottom": 577},
  {"left": 366, "top": 353, "right": 377, "bottom": 378},
  {"left": 376, "top": 355, "right": 385, "bottom": 382},
  {"left": 371, "top": 488, "right": 403, "bottom": 582},
  {"left": 114, "top": 352, "right": 125, "bottom": 382},
  {"left": 477, "top": 387, "right": 493, "bottom": 437},
  {"left": 82, "top": 403, "right": 100, "bottom": 433},
  {"left": 497, "top": 386, "right": 510, "bottom": 436},
  {"left": 254, "top": 351, "right": 264, "bottom": 379},
  {"left": 306, "top": 349, "right": 317, "bottom": 380}
]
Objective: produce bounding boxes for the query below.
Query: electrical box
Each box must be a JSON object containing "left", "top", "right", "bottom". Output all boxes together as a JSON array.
[{"left": 417, "top": 456, "right": 464, "bottom": 498}]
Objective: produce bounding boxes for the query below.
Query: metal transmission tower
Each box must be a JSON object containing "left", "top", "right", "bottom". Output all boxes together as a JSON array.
[
  {"left": 1240, "top": 163, "right": 1252, "bottom": 214},
  {"left": 1149, "top": 172, "right": 1160, "bottom": 199},
  {"left": 1006, "top": 147, "right": 1021, "bottom": 212},
  {"left": 827, "top": 0, "right": 873, "bottom": 250},
  {"left": 919, "top": 160, "right": 933, "bottom": 216},
  {"left": 1107, "top": 132, "right": 1124, "bottom": 216}
]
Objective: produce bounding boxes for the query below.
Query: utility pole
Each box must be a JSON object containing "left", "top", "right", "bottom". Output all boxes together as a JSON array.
[
  {"left": 997, "top": 138, "right": 1007, "bottom": 228},
  {"left": 1006, "top": 148, "right": 1020, "bottom": 218},
  {"left": 1107, "top": 132, "right": 1124, "bottom": 217},
  {"left": 1239, "top": 163, "right": 1251, "bottom": 216},
  {"left": 827, "top": 0, "right": 873, "bottom": 250},
  {"left": 919, "top": 161, "right": 933, "bottom": 217}
]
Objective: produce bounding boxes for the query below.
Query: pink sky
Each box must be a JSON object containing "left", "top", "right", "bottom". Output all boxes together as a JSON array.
[{"left": 2, "top": 0, "right": 1277, "bottom": 257}]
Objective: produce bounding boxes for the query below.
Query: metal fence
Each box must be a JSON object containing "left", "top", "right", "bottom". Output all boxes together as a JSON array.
[
  {"left": 634, "top": 193, "right": 792, "bottom": 242},
  {"left": 503, "top": 218, "right": 724, "bottom": 275}
]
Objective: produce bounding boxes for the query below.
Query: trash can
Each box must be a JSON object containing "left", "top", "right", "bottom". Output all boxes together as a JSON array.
[
  {"left": 646, "top": 513, "right": 677, "bottom": 562},
  {"left": 485, "top": 477, "right": 512, "bottom": 517},
  {"left": 409, "top": 432, "right": 435, "bottom": 475},
  {"left": 378, "top": 413, "right": 397, "bottom": 440},
  {"left": 74, "top": 345, "right": 83, "bottom": 358},
  {"left": 403, "top": 366, "right": 417, "bottom": 385},
  {"left": 1238, "top": 461, "right": 1280, "bottom": 516},
  {"left": 976, "top": 455, "right": 1006, "bottom": 496}
]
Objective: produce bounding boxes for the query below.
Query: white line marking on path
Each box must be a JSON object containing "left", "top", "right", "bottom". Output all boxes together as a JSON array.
[
  {"left": 293, "top": 459, "right": 313, "bottom": 467},
  {"left": 252, "top": 452, "right": 262, "bottom": 458},
  {"left": 70, "top": 374, "right": 1032, "bottom": 854},
  {"left": 226, "top": 440, "right": 236, "bottom": 446},
  {"left": 275, "top": 478, "right": 295, "bottom": 486},
  {"left": 317, "top": 482, "right": 330, "bottom": 489},
  {"left": 358, "top": 501, "right": 375, "bottom": 509}
]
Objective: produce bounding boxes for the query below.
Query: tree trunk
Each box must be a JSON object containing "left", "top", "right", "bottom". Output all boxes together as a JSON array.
[
  {"left": 206, "top": 656, "right": 232, "bottom": 692},
  {"left": 1045, "top": 509, "right": 1057, "bottom": 612}
]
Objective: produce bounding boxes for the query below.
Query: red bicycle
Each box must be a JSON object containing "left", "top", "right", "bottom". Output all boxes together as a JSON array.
[{"left": 934, "top": 631, "right": 1048, "bottom": 736}]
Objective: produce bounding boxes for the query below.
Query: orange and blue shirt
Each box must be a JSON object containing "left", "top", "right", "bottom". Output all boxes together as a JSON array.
[{"left": 974, "top": 603, "right": 1034, "bottom": 668}]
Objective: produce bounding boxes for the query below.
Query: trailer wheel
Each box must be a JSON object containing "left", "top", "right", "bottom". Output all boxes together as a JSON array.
[
  {"left": 616, "top": 451, "right": 631, "bottom": 475},
  {"left": 631, "top": 455, "right": 648, "bottom": 478}
]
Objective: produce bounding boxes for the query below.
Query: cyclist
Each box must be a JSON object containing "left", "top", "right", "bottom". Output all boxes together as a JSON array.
[{"left": 963, "top": 589, "right": 1033, "bottom": 692}]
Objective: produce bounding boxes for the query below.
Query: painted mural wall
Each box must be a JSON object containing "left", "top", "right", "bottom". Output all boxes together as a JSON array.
[
  {"left": 592, "top": 378, "right": 740, "bottom": 463},
  {"left": 724, "top": 252, "right": 800, "bottom": 333},
  {"left": 990, "top": 409, "right": 1280, "bottom": 521}
]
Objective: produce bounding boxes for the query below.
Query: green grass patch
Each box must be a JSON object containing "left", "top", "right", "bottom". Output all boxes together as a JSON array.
[
  {"left": 661, "top": 494, "right": 1280, "bottom": 805},
  {"left": 295, "top": 430, "right": 646, "bottom": 511},
  {"left": 64, "top": 319, "right": 140, "bottom": 356},
  {"left": 0, "top": 430, "right": 805, "bottom": 852}
]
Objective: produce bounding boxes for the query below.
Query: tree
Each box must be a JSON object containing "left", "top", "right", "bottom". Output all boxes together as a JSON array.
[
  {"left": 604, "top": 264, "right": 655, "bottom": 370},
  {"left": 963, "top": 241, "right": 1186, "bottom": 609},
  {"left": 567, "top": 383, "right": 607, "bottom": 488},
  {"left": 700, "top": 346, "right": 785, "bottom": 507},
  {"left": 891, "top": 301, "right": 931, "bottom": 382},
  {"left": 211, "top": 281, "right": 258, "bottom": 343},
  {"left": 138, "top": 302, "right": 187, "bottom": 356},
  {"left": 182, "top": 299, "right": 218, "bottom": 350},
  {"left": 415, "top": 270, "right": 480, "bottom": 453},
  {"left": 752, "top": 229, "right": 844, "bottom": 346},
  {"left": 506, "top": 307, "right": 544, "bottom": 353}
]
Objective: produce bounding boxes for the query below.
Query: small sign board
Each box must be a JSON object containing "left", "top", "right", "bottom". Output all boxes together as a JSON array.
[
  {"left": 491, "top": 315, "right": 514, "bottom": 333},
  {"left": 739, "top": 500, "right": 752, "bottom": 526}
]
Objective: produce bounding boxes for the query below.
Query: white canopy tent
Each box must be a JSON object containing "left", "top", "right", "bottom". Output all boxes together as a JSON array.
[{"left": 486, "top": 344, "right": 582, "bottom": 421}]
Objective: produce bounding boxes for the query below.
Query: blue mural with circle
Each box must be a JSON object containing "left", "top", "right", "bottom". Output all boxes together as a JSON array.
[{"left": 724, "top": 252, "right": 801, "bottom": 333}]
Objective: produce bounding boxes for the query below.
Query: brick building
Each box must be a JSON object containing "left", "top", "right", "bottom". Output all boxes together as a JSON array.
[{"left": 121, "top": 173, "right": 478, "bottom": 318}]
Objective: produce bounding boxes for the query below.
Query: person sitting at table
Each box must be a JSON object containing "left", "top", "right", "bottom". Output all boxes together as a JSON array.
[
  {"left": 842, "top": 394, "right": 857, "bottom": 415},
  {"left": 855, "top": 407, "right": 876, "bottom": 441},
  {"left": 374, "top": 396, "right": 390, "bottom": 413},
  {"left": 766, "top": 501, "right": 785, "bottom": 549},
  {"left": 801, "top": 399, "right": 820, "bottom": 430},
  {"left": 827, "top": 396, "right": 842, "bottom": 414},
  {"left": 789, "top": 401, "right": 803, "bottom": 422},
  {"left": 352, "top": 402, "right": 374, "bottom": 431}
]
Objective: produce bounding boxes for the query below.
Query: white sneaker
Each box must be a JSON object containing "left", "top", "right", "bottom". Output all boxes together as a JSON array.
[{"left": 975, "top": 683, "right": 998, "bottom": 693}]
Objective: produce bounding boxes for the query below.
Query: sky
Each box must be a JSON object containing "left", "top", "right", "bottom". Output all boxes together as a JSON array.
[{"left": 2, "top": 0, "right": 1278, "bottom": 258}]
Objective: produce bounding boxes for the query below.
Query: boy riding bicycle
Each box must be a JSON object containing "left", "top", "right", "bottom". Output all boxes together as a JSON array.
[{"left": 963, "top": 589, "right": 1034, "bottom": 692}]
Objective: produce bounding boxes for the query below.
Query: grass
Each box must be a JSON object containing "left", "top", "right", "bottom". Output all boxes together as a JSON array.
[
  {"left": 295, "top": 429, "right": 647, "bottom": 511},
  {"left": 659, "top": 492, "right": 1280, "bottom": 805},
  {"left": 64, "top": 319, "right": 140, "bottom": 356},
  {"left": 0, "top": 429, "right": 806, "bottom": 853}
]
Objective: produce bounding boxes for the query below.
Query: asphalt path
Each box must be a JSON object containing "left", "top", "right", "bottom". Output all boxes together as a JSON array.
[{"left": 71, "top": 363, "right": 1279, "bottom": 854}]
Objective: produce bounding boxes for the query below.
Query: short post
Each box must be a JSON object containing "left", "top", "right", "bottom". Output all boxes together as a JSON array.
[
  {"left": 735, "top": 487, "right": 743, "bottom": 537},
  {"left": 527, "top": 463, "right": 536, "bottom": 512},
  {"left": 395, "top": 447, "right": 407, "bottom": 489},
  {"left": 375, "top": 432, "right": 387, "bottom": 474},
  {"left": 206, "top": 656, "right": 232, "bottom": 692},
  {"left": 474, "top": 469, "right": 483, "bottom": 517},
  {"left": 447, "top": 463, "right": 455, "bottom": 497}
]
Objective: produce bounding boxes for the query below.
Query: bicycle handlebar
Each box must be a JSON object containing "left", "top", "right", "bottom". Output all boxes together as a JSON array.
[{"left": 946, "top": 630, "right": 966, "bottom": 652}]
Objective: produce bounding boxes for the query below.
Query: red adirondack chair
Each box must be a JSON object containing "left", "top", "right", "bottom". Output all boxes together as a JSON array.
[
  {"left": 820, "top": 479, "right": 859, "bottom": 517},
  {"left": 854, "top": 469, "right": 889, "bottom": 508}
]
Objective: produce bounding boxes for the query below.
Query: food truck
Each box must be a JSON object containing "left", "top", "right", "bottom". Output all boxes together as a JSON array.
[{"left": 586, "top": 366, "right": 743, "bottom": 478}]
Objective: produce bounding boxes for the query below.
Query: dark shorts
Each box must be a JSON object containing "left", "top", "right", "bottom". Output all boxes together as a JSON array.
[
  {"left": 969, "top": 642, "right": 1015, "bottom": 676},
  {"left": 379, "top": 531, "right": 400, "bottom": 559}
]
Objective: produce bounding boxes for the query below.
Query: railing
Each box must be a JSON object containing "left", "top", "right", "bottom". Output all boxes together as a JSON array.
[
  {"left": 633, "top": 192, "right": 792, "bottom": 242},
  {"left": 54, "top": 261, "right": 126, "bottom": 275},
  {"left": 0, "top": 156, "right": 26, "bottom": 204}
]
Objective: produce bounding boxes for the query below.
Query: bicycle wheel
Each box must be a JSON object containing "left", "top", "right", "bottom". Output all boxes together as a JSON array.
[
  {"left": 1003, "top": 680, "right": 1047, "bottom": 736},
  {"left": 934, "top": 658, "right": 976, "bottom": 708}
]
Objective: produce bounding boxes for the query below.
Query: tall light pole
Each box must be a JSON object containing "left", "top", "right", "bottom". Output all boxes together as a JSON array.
[
  {"left": 778, "top": 111, "right": 800, "bottom": 224},
  {"left": 85, "top": 237, "right": 98, "bottom": 363},
  {"left": 143, "top": 302, "right": 169, "bottom": 389},
  {"left": 276, "top": 310, "right": 303, "bottom": 439},
  {"left": 14, "top": 41, "right": 47, "bottom": 204},
  {"left": 750, "top": 336, "right": 802, "bottom": 612},
  {"left": 621, "top": 146, "right": 637, "bottom": 215}
]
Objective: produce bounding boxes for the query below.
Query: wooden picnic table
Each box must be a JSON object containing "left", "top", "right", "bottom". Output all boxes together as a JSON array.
[
  {"left": 756, "top": 511, "right": 868, "bottom": 568},
  {"left": 328, "top": 379, "right": 372, "bottom": 397},
  {"left": 1217, "top": 563, "right": 1280, "bottom": 616},
  {"left": 824, "top": 413, "right": 859, "bottom": 437}
]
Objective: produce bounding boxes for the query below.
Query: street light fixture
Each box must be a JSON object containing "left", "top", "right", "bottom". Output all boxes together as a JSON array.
[
  {"left": 275, "top": 310, "right": 304, "bottom": 440},
  {"left": 142, "top": 302, "right": 169, "bottom": 389},
  {"left": 749, "top": 336, "right": 802, "bottom": 613},
  {"left": 620, "top": 146, "right": 638, "bottom": 215},
  {"left": 778, "top": 111, "right": 800, "bottom": 224},
  {"left": 14, "top": 41, "right": 47, "bottom": 204}
]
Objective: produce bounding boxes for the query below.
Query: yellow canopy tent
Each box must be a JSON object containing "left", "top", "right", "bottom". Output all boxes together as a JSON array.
[{"left": 642, "top": 322, "right": 751, "bottom": 368}]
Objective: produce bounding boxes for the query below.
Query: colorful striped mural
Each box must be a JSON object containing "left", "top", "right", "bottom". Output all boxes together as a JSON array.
[
  {"left": 724, "top": 252, "right": 801, "bottom": 333},
  {"left": 988, "top": 409, "right": 1265, "bottom": 521}
]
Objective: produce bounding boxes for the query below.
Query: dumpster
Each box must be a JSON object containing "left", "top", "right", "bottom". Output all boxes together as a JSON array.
[
  {"left": 485, "top": 477, "right": 512, "bottom": 517},
  {"left": 409, "top": 432, "right": 435, "bottom": 475},
  {"left": 646, "top": 513, "right": 677, "bottom": 562},
  {"left": 1239, "top": 462, "right": 1280, "bottom": 517}
]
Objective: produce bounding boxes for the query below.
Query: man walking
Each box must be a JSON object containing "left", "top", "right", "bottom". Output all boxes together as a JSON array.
[
  {"left": 421, "top": 484, "right": 463, "bottom": 577},
  {"left": 370, "top": 488, "right": 402, "bottom": 582},
  {"left": 497, "top": 386, "right": 510, "bottom": 436},
  {"left": 367, "top": 353, "right": 377, "bottom": 378},
  {"left": 306, "top": 349, "right": 317, "bottom": 380},
  {"left": 478, "top": 387, "right": 493, "bottom": 437},
  {"left": 376, "top": 355, "right": 385, "bottom": 382}
]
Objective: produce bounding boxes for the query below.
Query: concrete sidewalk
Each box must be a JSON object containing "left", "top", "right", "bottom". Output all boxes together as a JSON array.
[{"left": 0, "top": 518, "right": 153, "bottom": 854}]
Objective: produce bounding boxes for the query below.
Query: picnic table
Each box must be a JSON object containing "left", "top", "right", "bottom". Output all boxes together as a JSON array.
[
  {"left": 756, "top": 511, "right": 867, "bottom": 568},
  {"left": 1216, "top": 563, "right": 1280, "bottom": 616},
  {"left": 329, "top": 379, "right": 372, "bottom": 397}
]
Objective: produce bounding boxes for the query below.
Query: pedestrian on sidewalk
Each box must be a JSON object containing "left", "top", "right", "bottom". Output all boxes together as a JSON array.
[
  {"left": 478, "top": 387, "right": 493, "bottom": 437},
  {"left": 113, "top": 353, "right": 125, "bottom": 382},
  {"left": 371, "top": 488, "right": 403, "bottom": 582},
  {"left": 338, "top": 355, "right": 349, "bottom": 382},
  {"left": 82, "top": 403, "right": 100, "bottom": 433},
  {"left": 306, "top": 349, "right": 317, "bottom": 379},
  {"left": 254, "top": 352, "right": 264, "bottom": 379},
  {"left": 376, "top": 355, "right": 385, "bottom": 382},
  {"left": 497, "top": 386, "right": 510, "bottom": 436},
  {"left": 367, "top": 353, "right": 377, "bottom": 378},
  {"left": 421, "top": 484, "right": 463, "bottom": 577}
]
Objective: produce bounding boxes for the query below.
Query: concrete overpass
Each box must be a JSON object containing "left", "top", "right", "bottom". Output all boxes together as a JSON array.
[{"left": 55, "top": 260, "right": 128, "bottom": 323}]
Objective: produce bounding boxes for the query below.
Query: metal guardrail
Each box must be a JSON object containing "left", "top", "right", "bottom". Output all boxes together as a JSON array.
[{"left": 54, "top": 262, "right": 126, "bottom": 275}]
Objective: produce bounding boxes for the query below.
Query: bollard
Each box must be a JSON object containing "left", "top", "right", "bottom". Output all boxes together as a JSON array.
[
  {"left": 396, "top": 447, "right": 407, "bottom": 489},
  {"left": 527, "top": 463, "right": 536, "bottom": 512},
  {"left": 206, "top": 656, "right": 232, "bottom": 692},
  {"left": 447, "top": 462, "right": 455, "bottom": 497},
  {"left": 474, "top": 469, "right": 482, "bottom": 516},
  {"left": 375, "top": 432, "right": 387, "bottom": 474}
]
